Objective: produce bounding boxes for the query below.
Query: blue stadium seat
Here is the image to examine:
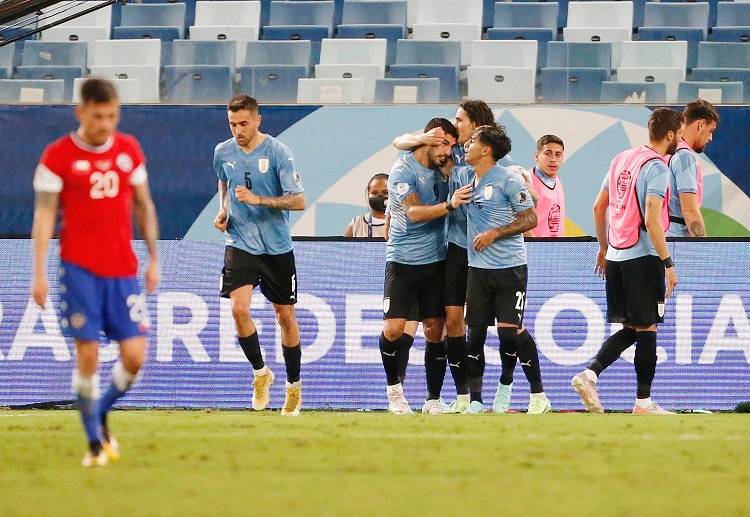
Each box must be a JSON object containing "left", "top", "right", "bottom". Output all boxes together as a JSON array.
[
  {"left": 172, "top": 40, "right": 236, "bottom": 66},
  {"left": 0, "top": 26, "right": 35, "bottom": 68},
  {"left": 387, "top": 65, "right": 459, "bottom": 102},
  {"left": 373, "top": 77, "right": 440, "bottom": 103},
  {"left": 261, "top": 26, "right": 328, "bottom": 64},
  {"left": 0, "top": 42, "right": 15, "bottom": 77},
  {"left": 677, "top": 80, "right": 743, "bottom": 103},
  {"left": 546, "top": 41, "right": 612, "bottom": 73},
  {"left": 341, "top": 0, "right": 407, "bottom": 26},
  {"left": 493, "top": 2, "right": 558, "bottom": 30},
  {"left": 600, "top": 81, "right": 667, "bottom": 102},
  {"left": 643, "top": 2, "right": 709, "bottom": 35},
  {"left": 716, "top": 2, "right": 750, "bottom": 27},
  {"left": 638, "top": 27, "right": 704, "bottom": 69},
  {"left": 691, "top": 69, "right": 750, "bottom": 101},
  {"left": 245, "top": 40, "right": 312, "bottom": 67},
  {"left": 238, "top": 65, "right": 308, "bottom": 102},
  {"left": 267, "top": 1, "right": 335, "bottom": 36},
  {"left": 652, "top": 0, "right": 720, "bottom": 29},
  {"left": 486, "top": 28, "right": 556, "bottom": 69},
  {"left": 113, "top": 27, "right": 181, "bottom": 42},
  {"left": 140, "top": 0, "right": 196, "bottom": 33},
  {"left": 483, "top": 0, "right": 495, "bottom": 28},
  {"left": 0, "top": 79, "right": 65, "bottom": 102},
  {"left": 14, "top": 66, "right": 82, "bottom": 101},
  {"left": 711, "top": 27, "right": 750, "bottom": 43},
  {"left": 540, "top": 67, "right": 609, "bottom": 102},
  {"left": 118, "top": 3, "right": 187, "bottom": 38},
  {"left": 697, "top": 41, "right": 750, "bottom": 68},
  {"left": 510, "top": 0, "right": 568, "bottom": 29},
  {"left": 336, "top": 26, "right": 404, "bottom": 66},
  {"left": 389, "top": 39, "right": 459, "bottom": 102},
  {"left": 21, "top": 41, "right": 87, "bottom": 72},
  {"left": 163, "top": 65, "right": 234, "bottom": 102}
]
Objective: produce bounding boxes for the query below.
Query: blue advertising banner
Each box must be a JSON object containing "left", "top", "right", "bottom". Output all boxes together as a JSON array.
[{"left": 0, "top": 239, "right": 748, "bottom": 410}]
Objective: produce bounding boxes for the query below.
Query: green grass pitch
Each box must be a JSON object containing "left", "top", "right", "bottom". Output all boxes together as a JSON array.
[{"left": 1, "top": 410, "right": 749, "bottom": 516}]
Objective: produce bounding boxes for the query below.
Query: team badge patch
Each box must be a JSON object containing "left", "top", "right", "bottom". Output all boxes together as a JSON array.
[
  {"left": 484, "top": 185, "right": 493, "bottom": 200},
  {"left": 116, "top": 153, "right": 133, "bottom": 173},
  {"left": 383, "top": 297, "right": 390, "bottom": 314},
  {"left": 258, "top": 158, "right": 269, "bottom": 173},
  {"left": 396, "top": 182, "right": 409, "bottom": 195}
]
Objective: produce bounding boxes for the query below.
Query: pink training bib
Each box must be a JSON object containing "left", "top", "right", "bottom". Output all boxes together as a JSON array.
[{"left": 531, "top": 169, "right": 565, "bottom": 237}]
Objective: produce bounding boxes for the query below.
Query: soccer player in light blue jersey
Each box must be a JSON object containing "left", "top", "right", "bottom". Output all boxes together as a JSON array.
[
  {"left": 380, "top": 118, "right": 472, "bottom": 415},
  {"left": 213, "top": 95, "right": 306, "bottom": 416},
  {"left": 462, "top": 126, "right": 553, "bottom": 415},
  {"left": 666, "top": 100, "right": 718, "bottom": 237}
]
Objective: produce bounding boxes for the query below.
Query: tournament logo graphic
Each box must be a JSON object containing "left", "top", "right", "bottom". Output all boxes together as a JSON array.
[
  {"left": 616, "top": 170, "right": 631, "bottom": 200},
  {"left": 548, "top": 204, "right": 561, "bottom": 234}
]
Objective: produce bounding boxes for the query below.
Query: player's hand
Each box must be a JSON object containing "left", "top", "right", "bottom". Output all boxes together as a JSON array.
[
  {"left": 420, "top": 127, "right": 447, "bottom": 147},
  {"left": 450, "top": 184, "right": 473, "bottom": 209},
  {"left": 235, "top": 186, "right": 261, "bottom": 205},
  {"left": 213, "top": 210, "right": 228, "bottom": 232},
  {"left": 145, "top": 260, "right": 160, "bottom": 295},
  {"left": 473, "top": 230, "right": 496, "bottom": 252},
  {"left": 32, "top": 276, "right": 48, "bottom": 309},
  {"left": 665, "top": 266, "right": 677, "bottom": 298},
  {"left": 595, "top": 249, "right": 607, "bottom": 279}
]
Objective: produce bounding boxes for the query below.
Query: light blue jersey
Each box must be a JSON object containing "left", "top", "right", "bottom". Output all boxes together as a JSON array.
[
  {"left": 534, "top": 167, "right": 557, "bottom": 188},
  {"left": 603, "top": 159, "right": 670, "bottom": 261},
  {"left": 667, "top": 149, "right": 699, "bottom": 237},
  {"left": 214, "top": 135, "right": 304, "bottom": 256},
  {"left": 386, "top": 152, "right": 449, "bottom": 265},
  {"left": 447, "top": 166, "right": 474, "bottom": 249},
  {"left": 452, "top": 144, "right": 516, "bottom": 168},
  {"left": 466, "top": 165, "right": 534, "bottom": 269}
]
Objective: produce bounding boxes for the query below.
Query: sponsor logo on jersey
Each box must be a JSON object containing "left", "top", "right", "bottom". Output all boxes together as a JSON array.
[
  {"left": 116, "top": 153, "right": 133, "bottom": 173},
  {"left": 258, "top": 158, "right": 269, "bottom": 173},
  {"left": 94, "top": 160, "right": 112, "bottom": 171},
  {"left": 73, "top": 160, "right": 91, "bottom": 174}
]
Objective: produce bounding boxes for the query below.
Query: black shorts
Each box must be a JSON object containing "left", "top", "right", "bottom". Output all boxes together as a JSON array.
[
  {"left": 465, "top": 265, "right": 528, "bottom": 327},
  {"left": 606, "top": 255, "right": 665, "bottom": 326},
  {"left": 443, "top": 242, "right": 469, "bottom": 308},
  {"left": 384, "top": 260, "right": 446, "bottom": 321},
  {"left": 220, "top": 246, "right": 297, "bottom": 305}
]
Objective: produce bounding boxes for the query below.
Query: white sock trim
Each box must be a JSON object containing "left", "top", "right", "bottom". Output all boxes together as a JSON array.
[
  {"left": 253, "top": 365, "right": 269, "bottom": 376},
  {"left": 583, "top": 369, "right": 598, "bottom": 383},
  {"left": 635, "top": 397, "right": 653, "bottom": 408},
  {"left": 111, "top": 361, "right": 138, "bottom": 392},
  {"left": 71, "top": 369, "right": 100, "bottom": 399},
  {"left": 286, "top": 380, "right": 301, "bottom": 388}
]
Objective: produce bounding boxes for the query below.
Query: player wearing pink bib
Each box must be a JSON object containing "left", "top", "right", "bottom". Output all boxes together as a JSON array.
[
  {"left": 572, "top": 108, "right": 683, "bottom": 415},
  {"left": 529, "top": 135, "right": 566, "bottom": 238}
]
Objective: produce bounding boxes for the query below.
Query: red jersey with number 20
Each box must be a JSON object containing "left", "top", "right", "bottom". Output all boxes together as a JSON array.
[{"left": 33, "top": 132, "right": 148, "bottom": 277}]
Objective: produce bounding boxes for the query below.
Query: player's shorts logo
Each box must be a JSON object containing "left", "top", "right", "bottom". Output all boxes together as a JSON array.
[
  {"left": 383, "top": 297, "right": 390, "bottom": 314},
  {"left": 258, "top": 158, "right": 269, "bottom": 173},
  {"left": 116, "top": 153, "right": 133, "bottom": 173},
  {"left": 484, "top": 185, "right": 493, "bottom": 200},
  {"left": 658, "top": 302, "right": 665, "bottom": 318},
  {"left": 70, "top": 313, "right": 86, "bottom": 329}
]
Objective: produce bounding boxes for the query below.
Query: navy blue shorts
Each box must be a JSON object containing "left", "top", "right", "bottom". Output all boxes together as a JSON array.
[{"left": 59, "top": 262, "right": 149, "bottom": 341}]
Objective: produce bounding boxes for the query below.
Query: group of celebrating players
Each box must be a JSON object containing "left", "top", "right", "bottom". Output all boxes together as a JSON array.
[{"left": 30, "top": 78, "right": 717, "bottom": 466}]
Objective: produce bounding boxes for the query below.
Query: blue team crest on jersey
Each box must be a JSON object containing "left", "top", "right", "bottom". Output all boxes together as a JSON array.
[{"left": 258, "top": 158, "right": 269, "bottom": 173}]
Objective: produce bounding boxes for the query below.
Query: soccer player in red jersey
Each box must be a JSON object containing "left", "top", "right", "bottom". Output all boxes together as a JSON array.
[{"left": 30, "top": 78, "right": 159, "bottom": 467}]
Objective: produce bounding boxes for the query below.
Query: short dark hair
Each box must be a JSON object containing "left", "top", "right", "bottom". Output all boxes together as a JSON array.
[
  {"left": 683, "top": 99, "right": 719, "bottom": 125},
  {"left": 459, "top": 99, "right": 497, "bottom": 128},
  {"left": 424, "top": 117, "right": 459, "bottom": 140},
  {"left": 475, "top": 126, "right": 512, "bottom": 162},
  {"left": 228, "top": 94, "right": 259, "bottom": 113},
  {"left": 80, "top": 78, "right": 118, "bottom": 104},
  {"left": 648, "top": 108, "right": 684, "bottom": 141},
  {"left": 367, "top": 173, "right": 389, "bottom": 191},
  {"left": 536, "top": 134, "right": 564, "bottom": 152}
]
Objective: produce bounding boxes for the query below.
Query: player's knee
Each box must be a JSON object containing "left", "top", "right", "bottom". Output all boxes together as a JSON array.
[
  {"left": 275, "top": 307, "right": 297, "bottom": 331},
  {"left": 383, "top": 321, "right": 404, "bottom": 342},
  {"left": 445, "top": 318, "right": 464, "bottom": 337},
  {"left": 120, "top": 352, "right": 144, "bottom": 374},
  {"left": 231, "top": 301, "right": 251, "bottom": 323},
  {"left": 497, "top": 326, "right": 518, "bottom": 352},
  {"left": 422, "top": 318, "right": 444, "bottom": 342}
]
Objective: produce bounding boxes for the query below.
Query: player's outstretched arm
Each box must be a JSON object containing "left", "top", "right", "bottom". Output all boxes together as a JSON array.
[
  {"left": 31, "top": 191, "right": 59, "bottom": 308},
  {"left": 678, "top": 192, "right": 706, "bottom": 237},
  {"left": 645, "top": 195, "right": 677, "bottom": 298},
  {"left": 392, "top": 128, "right": 447, "bottom": 151},
  {"left": 593, "top": 189, "right": 609, "bottom": 278},
  {"left": 132, "top": 182, "right": 160, "bottom": 294},
  {"left": 473, "top": 207, "right": 537, "bottom": 251}
]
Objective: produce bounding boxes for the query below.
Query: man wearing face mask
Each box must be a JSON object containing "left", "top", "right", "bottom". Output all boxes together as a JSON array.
[{"left": 344, "top": 173, "right": 389, "bottom": 238}]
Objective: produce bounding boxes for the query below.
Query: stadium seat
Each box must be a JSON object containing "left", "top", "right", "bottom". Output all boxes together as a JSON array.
[
  {"left": 163, "top": 65, "right": 233, "bottom": 102},
  {"left": 89, "top": 39, "right": 161, "bottom": 67},
  {"left": 373, "top": 77, "right": 440, "bottom": 103},
  {"left": 337, "top": 0, "right": 407, "bottom": 64},
  {"left": 172, "top": 40, "right": 237, "bottom": 67},
  {"left": 716, "top": 2, "right": 750, "bottom": 27},
  {"left": 192, "top": 1, "right": 260, "bottom": 38},
  {"left": 405, "top": 0, "right": 419, "bottom": 27},
  {"left": 267, "top": 1, "right": 335, "bottom": 37},
  {"left": 563, "top": 1, "right": 633, "bottom": 42},
  {"left": 711, "top": 27, "right": 750, "bottom": 42},
  {"left": 315, "top": 38, "right": 387, "bottom": 102},
  {"left": 412, "top": 0, "right": 482, "bottom": 65},
  {"left": 410, "top": 24, "right": 481, "bottom": 65},
  {"left": 238, "top": 65, "right": 307, "bottom": 102},
  {"left": 616, "top": 41, "right": 687, "bottom": 101},
  {"left": 642, "top": 2, "right": 709, "bottom": 36},
  {"left": 677, "top": 80, "right": 743, "bottom": 103},
  {"left": 117, "top": 3, "right": 187, "bottom": 39},
  {"left": 40, "top": 26, "right": 110, "bottom": 44},
  {"left": 0, "top": 79, "right": 65, "bottom": 102},
  {"left": 389, "top": 39, "right": 460, "bottom": 102},
  {"left": 14, "top": 66, "right": 82, "bottom": 101},
  {"left": 486, "top": 28, "right": 556, "bottom": 70},
  {"left": 141, "top": 0, "right": 196, "bottom": 34},
  {"left": 468, "top": 66, "right": 536, "bottom": 103},
  {"left": 297, "top": 77, "right": 365, "bottom": 103},
  {"left": 0, "top": 42, "right": 15, "bottom": 77},
  {"left": 691, "top": 68, "right": 750, "bottom": 101},
  {"left": 637, "top": 28, "right": 704, "bottom": 70},
  {"left": 336, "top": 25, "right": 404, "bottom": 66},
  {"left": 245, "top": 40, "right": 311, "bottom": 68},
  {"left": 696, "top": 41, "right": 750, "bottom": 68},
  {"left": 541, "top": 67, "right": 609, "bottom": 102},
  {"left": 616, "top": 68, "right": 684, "bottom": 102},
  {"left": 89, "top": 65, "right": 161, "bottom": 102},
  {"left": 472, "top": 39, "right": 538, "bottom": 67},
  {"left": 600, "top": 81, "right": 667, "bottom": 103},
  {"left": 655, "top": 0, "right": 720, "bottom": 29},
  {"left": 261, "top": 26, "right": 328, "bottom": 64},
  {"left": 493, "top": 2, "right": 558, "bottom": 31},
  {"left": 546, "top": 42, "right": 613, "bottom": 73},
  {"left": 113, "top": 27, "right": 181, "bottom": 42},
  {"left": 72, "top": 77, "right": 141, "bottom": 103}
]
